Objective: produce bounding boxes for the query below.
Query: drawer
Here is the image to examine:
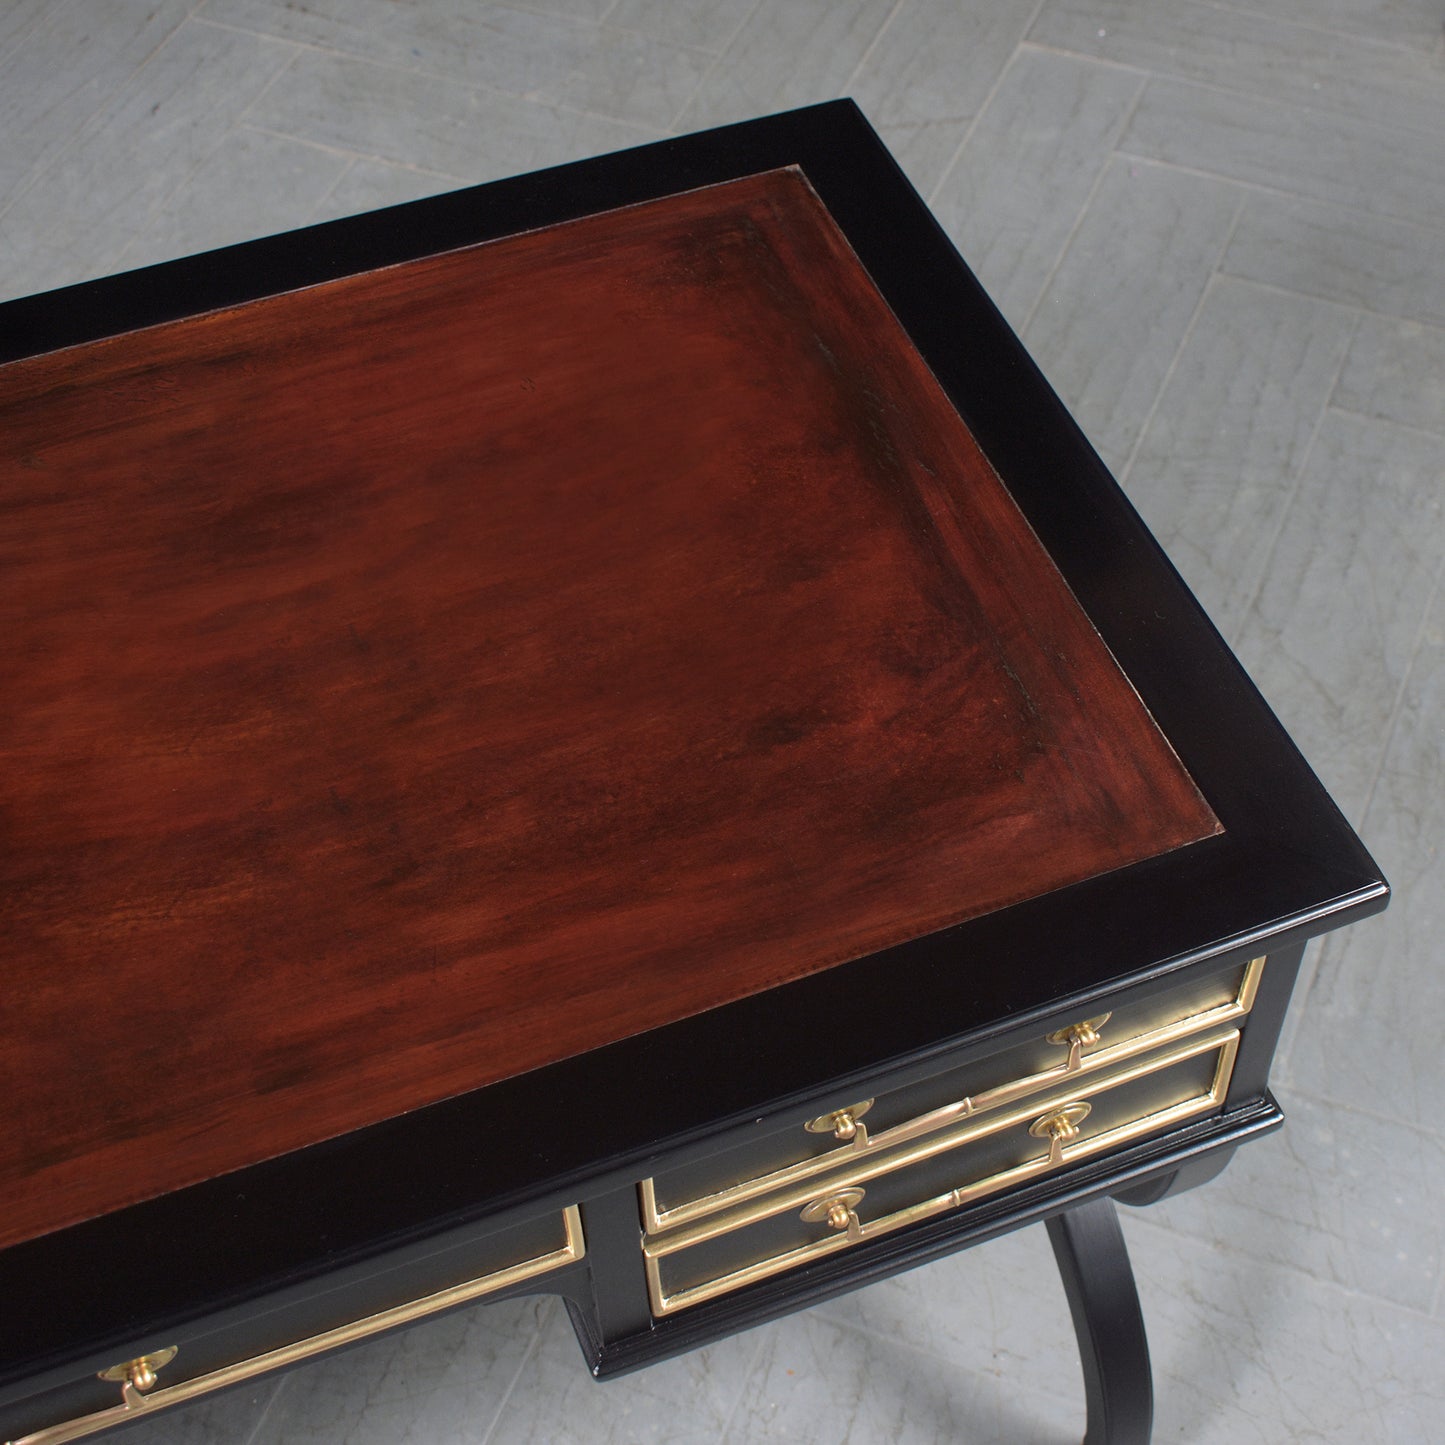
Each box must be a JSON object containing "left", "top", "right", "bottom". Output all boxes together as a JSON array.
[
  {"left": 644, "top": 1031, "right": 1237, "bottom": 1317},
  {"left": 641, "top": 957, "right": 1263, "bottom": 1233},
  {"left": 4, "top": 1207, "right": 584, "bottom": 1445}
]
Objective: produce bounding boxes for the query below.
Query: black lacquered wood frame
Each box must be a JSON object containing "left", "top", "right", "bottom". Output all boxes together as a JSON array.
[{"left": 0, "top": 100, "right": 1386, "bottom": 1426}]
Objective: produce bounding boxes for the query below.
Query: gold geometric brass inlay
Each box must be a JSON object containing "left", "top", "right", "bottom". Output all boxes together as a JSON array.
[{"left": 7, "top": 1208, "right": 585, "bottom": 1445}]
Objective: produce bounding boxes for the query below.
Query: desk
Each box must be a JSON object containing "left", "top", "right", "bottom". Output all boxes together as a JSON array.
[{"left": 0, "top": 102, "right": 1386, "bottom": 1444}]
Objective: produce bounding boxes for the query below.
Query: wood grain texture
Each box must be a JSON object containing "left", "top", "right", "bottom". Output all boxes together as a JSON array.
[{"left": 0, "top": 168, "right": 1217, "bottom": 1248}]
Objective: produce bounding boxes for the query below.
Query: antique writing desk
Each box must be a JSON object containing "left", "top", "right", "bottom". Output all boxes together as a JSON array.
[{"left": 0, "top": 104, "right": 1386, "bottom": 1444}]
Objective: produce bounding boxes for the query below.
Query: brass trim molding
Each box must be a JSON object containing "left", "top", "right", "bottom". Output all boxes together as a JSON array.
[
  {"left": 7, "top": 1207, "right": 585, "bottom": 1445},
  {"left": 1236, "top": 953, "right": 1266, "bottom": 1012},
  {"left": 641, "top": 957, "right": 1265, "bottom": 1234},
  {"left": 644, "top": 1032, "right": 1239, "bottom": 1316}
]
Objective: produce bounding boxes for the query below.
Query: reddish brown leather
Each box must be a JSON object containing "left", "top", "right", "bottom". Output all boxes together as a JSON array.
[{"left": 0, "top": 169, "right": 1217, "bottom": 1248}]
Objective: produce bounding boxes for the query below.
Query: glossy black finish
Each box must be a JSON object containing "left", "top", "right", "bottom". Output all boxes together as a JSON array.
[
  {"left": 1049, "top": 1199, "right": 1153, "bottom": 1445},
  {"left": 1, "top": 1208, "right": 591, "bottom": 1443},
  {"left": 0, "top": 101, "right": 1386, "bottom": 1434}
]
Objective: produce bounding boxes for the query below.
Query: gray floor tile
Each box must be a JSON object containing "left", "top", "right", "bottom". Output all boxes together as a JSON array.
[
  {"left": 723, "top": 1302, "right": 1078, "bottom": 1445},
  {"left": 1022, "top": 156, "right": 1240, "bottom": 474},
  {"left": 1143, "top": 1084, "right": 1444, "bottom": 1314},
  {"left": 1288, "top": 580, "right": 1445, "bottom": 1131},
  {"left": 1031, "top": 0, "right": 1445, "bottom": 138},
  {"left": 1223, "top": 193, "right": 1445, "bottom": 330},
  {"left": 1232, "top": 410, "right": 1443, "bottom": 822},
  {"left": 606, "top": 0, "right": 759, "bottom": 54},
  {"left": 246, "top": 1295, "right": 550, "bottom": 1444},
  {"left": 1126, "top": 1215, "right": 1445, "bottom": 1444},
  {"left": 931, "top": 48, "right": 1142, "bottom": 332},
  {"left": 1121, "top": 77, "right": 1445, "bottom": 231},
  {"left": 203, "top": 0, "right": 709, "bottom": 131},
  {"left": 244, "top": 46, "right": 660, "bottom": 186},
  {"left": 115, "top": 126, "right": 350, "bottom": 272},
  {"left": 489, "top": 1306, "right": 759, "bottom": 1443},
  {"left": 311, "top": 158, "right": 472, "bottom": 222},
  {"left": 1123, "top": 277, "right": 1356, "bottom": 640},
  {"left": 674, "top": 0, "right": 896, "bottom": 132},
  {"left": 202, "top": 0, "right": 579, "bottom": 80},
  {"left": 512, "top": 0, "right": 616, "bottom": 18},
  {"left": 544, "top": 26, "right": 714, "bottom": 129},
  {"left": 849, "top": 0, "right": 1042, "bottom": 198},
  {"left": 1219, "top": 0, "right": 1445, "bottom": 53},
  {"left": 0, "top": 0, "right": 193, "bottom": 199},
  {"left": 0, "top": 0, "right": 50, "bottom": 58},
  {"left": 0, "top": 18, "right": 297, "bottom": 303},
  {"left": 1335, "top": 313, "right": 1445, "bottom": 438},
  {"left": 810, "top": 1227, "right": 1085, "bottom": 1440}
]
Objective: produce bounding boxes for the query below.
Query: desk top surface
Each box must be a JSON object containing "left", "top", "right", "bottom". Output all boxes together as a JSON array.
[
  {"left": 0, "top": 166, "right": 1219, "bottom": 1249},
  {"left": 0, "top": 114, "right": 1385, "bottom": 1361}
]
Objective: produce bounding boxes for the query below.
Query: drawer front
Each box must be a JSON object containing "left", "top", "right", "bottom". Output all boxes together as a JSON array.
[
  {"left": 644, "top": 1032, "right": 1237, "bottom": 1317},
  {"left": 4, "top": 1207, "right": 584, "bottom": 1445},
  {"left": 642, "top": 957, "right": 1263, "bottom": 1233}
]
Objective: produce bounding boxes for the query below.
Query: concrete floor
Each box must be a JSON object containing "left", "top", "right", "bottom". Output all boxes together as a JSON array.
[{"left": 3, "top": 1, "right": 1443, "bottom": 1440}]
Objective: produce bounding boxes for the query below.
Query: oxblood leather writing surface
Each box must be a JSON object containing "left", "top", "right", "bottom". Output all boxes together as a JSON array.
[{"left": 0, "top": 168, "right": 1216, "bottom": 1251}]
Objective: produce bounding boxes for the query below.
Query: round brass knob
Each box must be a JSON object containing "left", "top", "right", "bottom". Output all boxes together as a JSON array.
[
  {"left": 1029, "top": 1101, "right": 1092, "bottom": 1146},
  {"left": 1046, "top": 1013, "right": 1112, "bottom": 1049},
  {"left": 804, "top": 1099, "right": 874, "bottom": 1142},
  {"left": 800, "top": 1186, "right": 867, "bottom": 1231},
  {"left": 98, "top": 1347, "right": 178, "bottom": 1393}
]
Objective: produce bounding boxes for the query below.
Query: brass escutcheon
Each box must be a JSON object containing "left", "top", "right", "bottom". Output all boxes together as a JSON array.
[
  {"left": 804, "top": 1099, "right": 873, "bottom": 1145},
  {"left": 1029, "top": 1101, "right": 1092, "bottom": 1165},
  {"left": 1046, "top": 1014, "right": 1112, "bottom": 1071},
  {"left": 97, "top": 1347, "right": 178, "bottom": 1403},
  {"left": 800, "top": 1186, "right": 867, "bottom": 1240}
]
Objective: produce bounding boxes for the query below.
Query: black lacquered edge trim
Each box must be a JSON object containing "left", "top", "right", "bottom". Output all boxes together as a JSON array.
[
  {"left": 0, "top": 103, "right": 868, "bottom": 360},
  {"left": 0, "top": 101, "right": 1385, "bottom": 1381}
]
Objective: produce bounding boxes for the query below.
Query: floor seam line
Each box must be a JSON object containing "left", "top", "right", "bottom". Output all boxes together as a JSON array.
[{"left": 925, "top": 0, "right": 1050, "bottom": 208}]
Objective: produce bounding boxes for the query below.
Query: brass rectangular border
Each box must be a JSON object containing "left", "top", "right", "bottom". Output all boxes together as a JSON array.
[
  {"left": 642, "top": 957, "right": 1265, "bottom": 1234},
  {"left": 644, "top": 1033, "right": 1238, "bottom": 1316},
  {"left": 7, "top": 1207, "right": 585, "bottom": 1445}
]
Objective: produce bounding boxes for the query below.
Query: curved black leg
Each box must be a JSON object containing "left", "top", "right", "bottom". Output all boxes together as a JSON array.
[
  {"left": 1113, "top": 1146, "right": 1237, "bottom": 1208},
  {"left": 1045, "top": 1198, "right": 1152, "bottom": 1445}
]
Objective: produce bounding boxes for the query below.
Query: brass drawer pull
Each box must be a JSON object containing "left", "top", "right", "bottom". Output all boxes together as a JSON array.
[
  {"left": 1029, "top": 1101, "right": 1093, "bottom": 1165},
  {"left": 640, "top": 959, "right": 1265, "bottom": 1237},
  {"left": 644, "top": 1028, "right": 1241, "bottom": 1316},
  {"left": 800, "top": 1187, "right": 866, "bottom": 1242},
  {"left": 8, "top": 1208, "right": 585, "bottom": 1445},
  {"left": 95, "top": 1348, "right": 177, "bottom": 1407},
  {"left": 1046, "top": 1014, "right": 1112, "bottom": 1070},
  {"left": 804, "top": 1100, "right": 873, "bottom": 1145}
]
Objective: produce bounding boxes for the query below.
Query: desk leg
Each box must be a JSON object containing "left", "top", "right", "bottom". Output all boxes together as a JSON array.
[{"left": 1046, "top": 1198, "right": 1152, "bottom": 1445}]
